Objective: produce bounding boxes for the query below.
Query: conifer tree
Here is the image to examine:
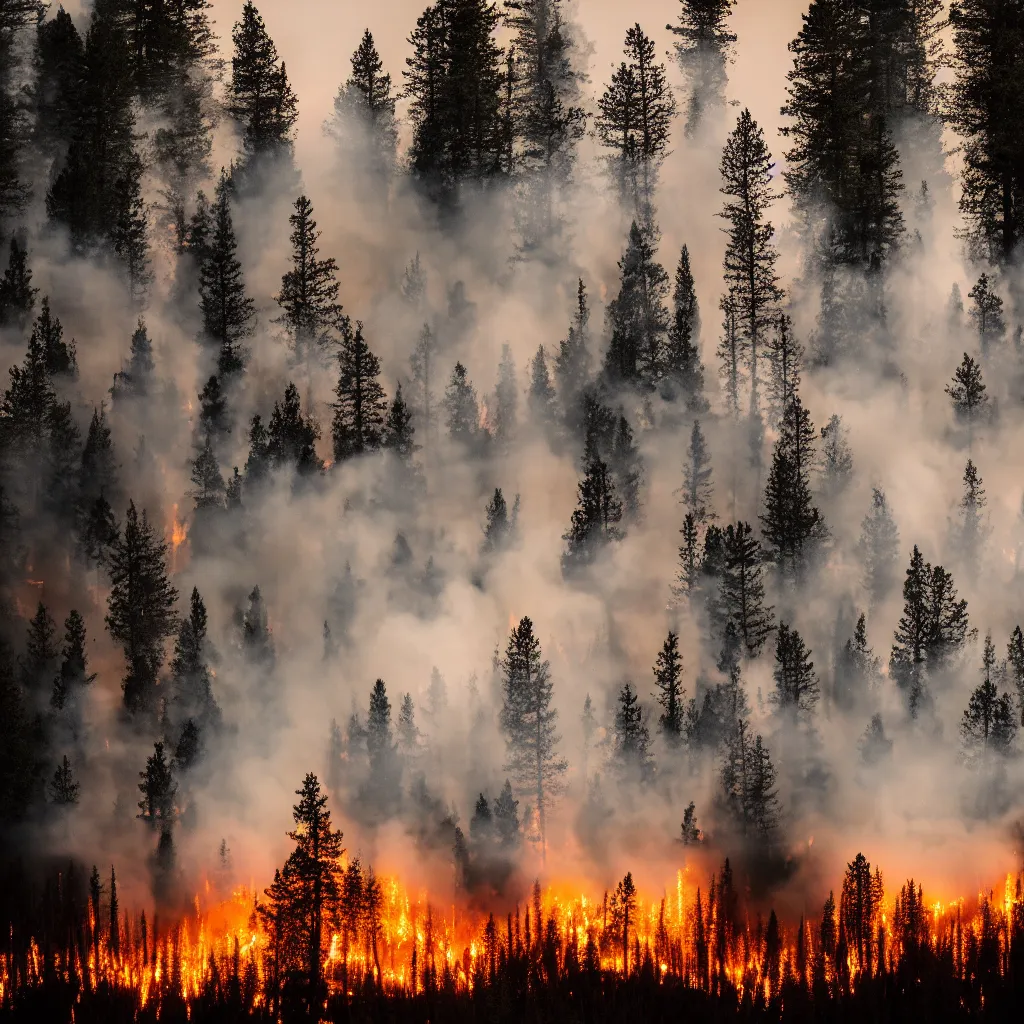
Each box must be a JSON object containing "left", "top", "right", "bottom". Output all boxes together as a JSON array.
[
  {"left": 197, "top": 374, "right": 229, "bottom": 441},
  {"left": 326, "top": 29, "right": 398, "bottom": 182},
  {"left": 859, "top": 488, "right": 900, "bottom": 604},
  {"left": 33, "top": 7, "right": 84, "bottom": 155},
  {"left": 609, "top": 415, "right": 642, "bottom": 523},
  {"left": 672, "top": 511, "right": 702, "bottom": 600},
  {"left": 241, "top": 584, "right": 274, "bottom": 668},
  {"left": 49, "top": 755, "right": 79, "bottom": 805},
  {"left": 612, "top": 682, "right": 654, "bottom": 785},
  {"left": 383, "top": 383, "right": 418, "bottom": 465},
  {"left": 1007, "top": 625, "right": 1024, "bottom": 726},
  {"left": 43, "top": 400, "right": 81, "bottom": 525},
  {"left": 948, "top": 0, "right": 1024, "bottom": 264},
  {"left": 109, "top": 149, "right": 151, "bottom": 303},
  {"left": 760, "top": 394, "right": 821, "bottom": 569},
  {"left": 528, "top": 344, "right": 558, "bottom": 429},
  {"left": 663, "top": 246, "right": 708, "bottom": 411},
  {"left": 50, "top": 610, "right": 96, "bottom": 716},
  {"left": 961, "top": 639, "right": 1016, "bottom": 762},
  {"left": 261, "top": 773, "right": 345, "bottom": 1015},
  {"left": 229, "top": 2, "right": 298, "bottom": 166},
  {"left": 331, "top": 324, "right": 387, "bottom": 463},
  {"left": 603, "top": 221, "right": 671, "bottom": 387},
  {"left": 169, "top": 587, "right": 218, "bottom": 731},
  {"left": 561, "top": 449, "right": 623, "bottom": 573},
  {"left": 834, "top": 612, "right": 880, "bottom": 710},
  {"left": 2, "top": 317, "right": 55, "bottom": 463},
  {"left": 189, "top": 434, "right": 225, "bottom": 511},
  {"left": 365, "top": 679, "right": 401, "bottom": 815},
  {"left": 408, "top": 324, "right": 438, "bottom": 444},
  {"left": 667, "top": 0, "right": 737, "bottom": 136},
  {"left": 770, "top": 623, "right": 819, "bottom": 721},
  {"left": 956, "top": 458, "right": 988, "bottom": 565},
  {"left": 0, "top": 237, "right": 36, "bottom": 327},
  {"left": 0, "top": 639, "right": 35, "bottom": 824},
  {"left": 716, "top": 290, "right": 743, "bottom": 417},
  {"left": 680, "top": 419, "right": 715, "bottom": 524},
  {"left": 482, "top": 488, "right": 519, "bottom": 552},
  {"left": 820, "top": 413, "right": 854, "bottom": 498},
  {"left": 276, "top": 196, "right": 349, "bottom": 359},
  {"left": 267, "top": 382, "right": 322, "bottom": 476},
  {"left": 498, "top": 616, "right": 566, "bottom": 852},
  {"left": 443, "top": 361, "right": 484, "bottom": 447},
  {"left": 490, "top": 344, "right": 518, "bottom": 445},
  {"left": 720, "top": 521, "right": 774, "bottom": 657},
  {"left": 30, "top": 297, "right": 76, "bottom": 378},
  {"left": 137, "top": 741, "right": 176, "bottom": 828},
  {"left": 553, "top": 280, "right": 592, "bottom": 422},
  {"left": 653, "top": 631, "right": 685, "bottom": 746},
  {"left": 21, "top": 602, "right": 58, "bottom": 703},
  {"left": 765, "top": 313, "right": 803, "bottom": 427},
  {"left": 967, "top": 272, "right": 1005, "bottom": 351},
  {"left": 719, "top": 109, "right": 783, "bottom": 416},
  {"left": 111, "top": 318, "right": 155, "bottom": 400},
  {"left": 199, "top": 170, "right": 254, "bottom": 369},
  {"left": 595, "top": 24, "right": 677, "bottom": 218},
  {"left": 106, "top": 501, "right": 179, "bottom": 713},
  {"left": 721, "top": 716, "right": 780, "bottom": 838},
  {"left": 946, "top": 352, "right": 988, "bottom": 433}
]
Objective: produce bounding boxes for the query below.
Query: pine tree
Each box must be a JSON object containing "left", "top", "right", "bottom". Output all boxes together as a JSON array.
[
  {"left": 667, "top": 0, "right": 737, "bottom": 136},
  {"left": 109, "top": 149, "right": 151, "bottom": 303},
  {"left": 49, "top": 755, "right": 79, "bottom": 805},
  {"left": 498, "top": 616, "right": 566, "bottom": 852},
  {"left": 482, "top": 487, "right": 519, "bottom": 552},
  {"left": 770, "top": 623, "right": 819, "bottom": 721},
  {"left": 189, "top": 434, "right": 225, "bottom": 512},
  {"left": 945, "top": 352, "right": 988, "bottom": 433},
  {"left": 443, "top": 361, "right": 483, "bottom": 447},
  {"left": 820, "top": 413, "right": 854, "bottom": 498},
  {"left": 681, "top": 419, "right": 715, "bottom": 524},
  {"left": 111, "top": 318, "right": 155, "bottom": 400},
  {"left": 528, "top": 344, "right": 558, "bottom": 429},
  {"left": 229, "top": 2, "right": 298, "bottom": 165},
  {"left": 672, "top": 511, "right": 702, "bottom": 600},
  {"left": 197, "top": 374, "right": 229, "bottom": 442},
  {"left": 967, "top": 272, "right": 1005, "bottom": 351},
  {"left": 859, "top": 488, "right": 900, "bottom": 604},
  {"left": 834, "top": 612, "right": 880, "bottom": 709},
  {"left": 653, "top": 631, "right": 685, "bottom": 746},
  {"left": 663, "top": 246, "right": 708, "bottom": 411},
  {"left": 137, "top": 741, "right": 176, "bottom": 828},
  {"left": 603, "top": 221, "right": 671, "bottom": 387},
  {"left": 609, "top": 415, "right": 642, "bottom": 523},
  {"left": 491, "top": 344, "right": 518, "bottom": 445},
  {"left": 561, "top": 450, "right": 623, "bottom": 573},
  {"left": 30, "top": 297, "right": 76, "bottom": 378},
  {"left": 554, "top": 279, "right": 593, "bottom": 425},
  {"left": 383, "top": 383, "right": 418, "bottom": 464},
  {"left": 404, "top": 0, "right": 506, "bottom": 194},
  {"left": 1007, "top": 625, "right": 1024, "bottom": 726},
  {"left": 765, "top": 313, "right": 803, "bottom": 426},
  {"left": 948, "top": 0, "right": 1024, "bottom": 264},
  {"left": 199, "top": 169, "right": 254, "bottom": 368},
  {"left": 961, "top": 639, "right": 1016, "bottom": 761},
  {"left": 267, "top": 382, "right": 322, "bottom": 476},
  {"left": 400, "top": 253, "right": 427, "bottom": 308},
  {"left": 51, "top": 610, "right": 97, "bottom": 714},
  {"left": 0, "top": 236, "right": 36, "bottom": 327},
  {"left": 33, "top": 7, "right": 84, "bottom": 155},
  {"left": 260, "top": 774, "right": 345, "bottom": 1015},
  {"left": 720, "top": 522, "right": 774, "bottom": 656},
  {"left": 365, "top": 679, "right": 401, "bottom": 815},
  {"left": 169, "top": 587, "right": 218, "bottom": 730},
  {"left": 326, "top": 29, "right": 398, "bottom": 182},
  {"left": 276, "top": 196, "right": 349, "bottom": 359},
  {"left": 0, "top": 639, "right": 36, "bottom": 824},
  {"left": 612, "top": 682, "right": 654, "bottom": 785},
  {"left": 595, "top": 24, "right": 677, "bottom": 217},
  {"left": 719, "top": 108, "right": 783, "bottom": 416},
  {"left": 241, "top": 585, "right": 274, "bottom": 668},
  {"left": 2, "top": 316, "right": 56, "bottom": 462},
  {"left": 21, "top": 601, "right": 58, "bottom": 703},
  {"left": 331, "top": 324, "right": 387, "bottom": 462},
  {"left": 408, "top": 324, "right": 438, "bottom": 444},
  {"left": 956, "top": 458, "right": 988, "bottom": 565},
  {"left": 760, "top": 394, "right": 822, "bottom": 568},
  {"left": 106, "top": 501, "right": 179, "bottom": 714},
  {"left": 716, "top": 290, "right": 743, "bottom": 417},
  {"left": 721, "top": 715, "right": 780, "bottom": 838}
]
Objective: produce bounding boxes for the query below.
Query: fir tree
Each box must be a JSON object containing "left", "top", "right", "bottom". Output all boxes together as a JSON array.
[
  {"left": 498, "top": 616, "right": 566, "bottom": 852},
  {"left": 482, "top": 487, "right": 519, "bottom": 552},
  {"left": 612, "top": 682, "right": 655, "bottom": 785},
  {"left": 555, "top": 279, "right": 593, "bottom": 425},
  {"left": 383, "top": 383, "right": 418, "bottom": 464},
  {"left": 276, "top": 196, "right": 349, "bottom": 359},
  {"left": 1006, "top": 625, "right": 1024, "bottom": 726},
  {"left": 326, "top": 29, "right": 398, "bottom": 182},
  {"left": 770, "top": 623, "right": 819, "bottom": 721},
  {"left": 443, "top": 361, "right": 484, "bottom": 447},
  {"left": 51, "top": 610, "right": 97, "bottom": 714},
  {"left": 0, "top": 640, "right": 35, "bottom": 824},
  {"left": 859, "top": 712, "right": 892, "bottom": 765},
  {"left": 189, "top": 434, "right": 225, "bottom": 511},
  {"left": 609, "top": 414, "right": 643, "bottom": 523},
  {"left": 595, "top": 24, "right": 677, "bottom": 217},
  {"left": 199, "top": 169, "right": 254, "bottom": 368},
  {"left": 603, "top": 221, "right": 671, "bottom": 387},
  {"left": 491, "top": 344, "right": 518, "bottom": 445},
  {"left": 716, "top": 290, "right": 743, "bottom": 417},
  {"left": 365, "top": 679, "right": 401, "bottom": 815},
  {"left": 653, "top": 631, "right": 685, "bottom": 746},
  {"left": 43, "top": 400, "right": 82, "bottom": 525},
  {"left": 765, "top": 313, "right": 803, "bottom": 427},
  {"left": 169, "top": 587, "right": 218, "bottom": 730},
  {"left": 680, "top": 419, "right": 715, "bottom": 524},
  {"left": 561, "top": 450, "right": 623, "bottom": 573},
  {"left": 948, "top": 0, "right": 1024, "bottom": 264},
  {"left": 111, "top": 318, "right": 155, "bottom": 400},
  {"left": 401, "top": 253, "right": 427, "bottom": 308},
  {"left": 820, "top": 413, "right": 854, "bottom": 498},
  {"left": 21, "top": 601, "right": 58, "bottom": 702},
  {"left": 663, "top": 246, "right": 707, "bottom": 411},
  {"left": 331, "top": 324, "right": 387, "bottom": 463},
  {"left": 109, "top": 149, "right": 151, "bottom": 303},
  {"left": 859, "top": 488, "right": 900, "bottom": 604},
  {"left": 106, "top": 501, "right": 179, "bottom": 714},
  {"left": 31, "top": 297, "right": 77, "bottom": 378},
  {"left": 229, "top": 2, "right": 298, "bottom": 165},
  {"left": 408, "top": 324, "right": 438, "bottom": 444},
  {"left": 672, "top": 511, "right": 702, "bottom": 600},
  {"left": 956, "top": 458, "right": 988, "bottom": 565},
  {"left": 78, "top": 404, "right": 118, "bottom": 507},
  {"left": 241, "top": 585, "right": 274, "bottom": 668},
  {"left": 834, "top": 612, "right": 880, "bottom": 710},
  {"left": 945, "top": 352, "right": 988, "bottom": 434},
  {"left": 760, "top": 394, "right": 821, "bottom": 569},
  {"left": 667, "top": 0, "right": 737, "bottom": 136},
  {"left": 967, "top": 272, "right": 1005, "bottom": 351},
  {"left": 33, "top": 7, "right": 84, "bottom": 154},
  {"left": 49, "top": 755, "right": 79, "bottom": 805},
  {"left": 137, "top": 741, "right": 176, "bottom": 829},
  {"left": 719, "top": 108, "right": 783, "bottom": 416},
  {"left": 267, "top": 382, "right": 322, "bottom": 476},
  {"left": 197, "top": 374, "right": 229, "bottom": 441},
  {"left": 0, "top": 236, "right": 36, "bottom": 327},
  {"left": 528, "top": 344, "right": 558, "bottom": 429},
  {"left": 720, "top": 521, "right": 774, "bottom": 656},
  {"left": 721, "top": 715, "right": 780, "bottom": 839},
  {"left": 961, "top": 641, "right": 1016, "bottom": 762}
]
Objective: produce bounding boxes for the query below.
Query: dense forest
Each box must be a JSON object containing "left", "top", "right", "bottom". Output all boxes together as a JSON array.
[{"left": 3, "top": 0, "right": 1024, "bottom": 1020}]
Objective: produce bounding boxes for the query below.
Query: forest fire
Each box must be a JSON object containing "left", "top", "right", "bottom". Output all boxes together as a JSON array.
[{"left": 4, "top": 855, "right": 1024, "bottom": 1016}]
